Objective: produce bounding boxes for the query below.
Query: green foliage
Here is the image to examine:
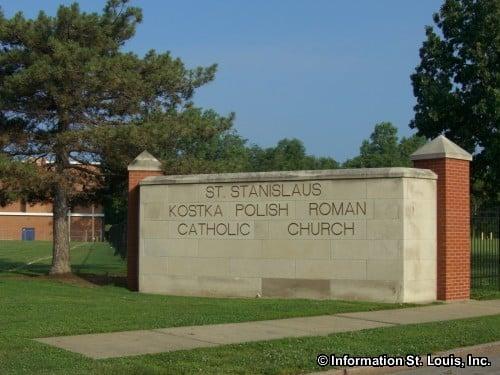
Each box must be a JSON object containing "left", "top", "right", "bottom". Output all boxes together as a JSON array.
[
  {"left": 0, "top": 1, "right": 227, "bottom": 205},
  {"left": 102, "top": 134, "right": 338, "bottom": 224},
  {"left": 410, "top": 0, "right": 500, "bottom": 204},
  {"left": 0, "top": 152, "right": 50, "bottom": 206},
  {"left": 0, "top": 1, "right": 239, "bottom": 262},
  {"left": 344, "top": 122, "right": 426, "bottom": 168},
  {"left": 93, "top": 108, "right": 243, "bottom": 224},
  {"left": 248, "top": 138, "right": 339, "bottom": 172}
]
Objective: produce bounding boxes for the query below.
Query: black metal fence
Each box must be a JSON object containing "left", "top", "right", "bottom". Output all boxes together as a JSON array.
[
  {"left": 471, "top": 208, "right": 500, "bottom": 290},
  {"left": 106, "top": 222, "right": 127, "bottom": 259}
]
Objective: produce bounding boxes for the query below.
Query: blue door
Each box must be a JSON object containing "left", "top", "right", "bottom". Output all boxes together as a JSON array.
[{"left": 21, "top": 228, "right": 35, "bottom": 241}]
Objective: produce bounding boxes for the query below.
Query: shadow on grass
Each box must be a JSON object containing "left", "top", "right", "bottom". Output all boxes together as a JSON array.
[
  {"left": 76, "top": 273, "right": 127, "bottom": 287},
  {"left": 0, "top": 259, "right": 50, "bottom": 275},
  {"left": 0, "top": 259, "right": 127, "bottom": 288}
]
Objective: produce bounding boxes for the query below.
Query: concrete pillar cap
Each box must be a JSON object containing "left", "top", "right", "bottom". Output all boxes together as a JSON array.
[
  {"left": 411, "top": 135, "right": 472, "bottom": 161},
  {"left": 127, "top": 150, "right": 162, "bottom": 171}
]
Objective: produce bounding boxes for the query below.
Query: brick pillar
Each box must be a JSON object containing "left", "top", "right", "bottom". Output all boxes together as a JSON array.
[
  {"left": 127, "top": 151, "right": 163, "bottom": 291},
  {"left": 411, "top": 135, "right": 472, "bottom": 301}
]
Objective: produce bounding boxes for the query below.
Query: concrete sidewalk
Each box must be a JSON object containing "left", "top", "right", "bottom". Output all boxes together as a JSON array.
[{"left": 35, "top": 300, "right": 500, "bottom": 359}]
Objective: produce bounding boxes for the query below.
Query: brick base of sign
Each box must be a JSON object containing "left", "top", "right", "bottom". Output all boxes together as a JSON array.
[
  {"left": 127, "top": 170, "right": 163, "bottom": 291},
  {"left": 413, "top": 158, "right": 470, "bottom": 300}
]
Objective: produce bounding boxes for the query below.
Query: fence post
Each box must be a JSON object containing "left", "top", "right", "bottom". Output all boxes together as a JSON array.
[
  {"left": 127, "top": 151, "right": 163, "bottom": 291},
  {"left": 411, "top": 135, "right": 472, "bottom": 301}
]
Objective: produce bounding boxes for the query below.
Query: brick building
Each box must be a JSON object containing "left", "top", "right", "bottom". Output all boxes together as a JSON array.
[
  {"left": 0, "top": 159, "right": 105, "bottom": 241},
  {"left": 0, "top": 200, "right": 104, "bottom": 241}
]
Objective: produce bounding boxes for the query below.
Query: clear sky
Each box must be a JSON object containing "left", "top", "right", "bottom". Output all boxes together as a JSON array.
[{"left": 2, "top": 0, "right": 442, "bottom": 162}]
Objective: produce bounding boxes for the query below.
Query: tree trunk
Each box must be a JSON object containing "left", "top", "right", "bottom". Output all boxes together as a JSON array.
[{"left": 50, "top": 173, "right": 72, "bottom": 275}]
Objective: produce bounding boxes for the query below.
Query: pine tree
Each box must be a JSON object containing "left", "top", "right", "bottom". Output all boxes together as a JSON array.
[{"left": 0, "top": 1, "right": 223, "bottom": 273}]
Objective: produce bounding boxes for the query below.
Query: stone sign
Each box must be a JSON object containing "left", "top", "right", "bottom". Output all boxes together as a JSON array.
[
  {"left": 138, "top": 168, "right": 437, "bottom": 303},
  {"left": 163, "top": 181, "right": 364, "bottom": 239}
]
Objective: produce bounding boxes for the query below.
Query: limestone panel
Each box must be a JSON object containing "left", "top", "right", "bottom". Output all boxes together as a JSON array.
[
  {"left": 254, "top": 221, "right": 269, "bottom": 240},
  {"left": 403, "top": 278, "right": 436, "bottom": 303},
  {"left": 166, "top": 257, "right": 230, "bottom": 278},
  {"left": 138, "top": 169, "right": 437, "bottom": 303},
  {"left": 366, "top": 260, "right": 403, "bottom": 281},
  {"left": 330, "top": 279, "right": 403, "bottom": 303},
  {"left": 295, "top": 200, "right": 373, "bottom": 220},
  {"left": 196, "top": 276, "right": 262, "bottom": 297},
  {"left": 402, "top": 239, "right": 436, "bottom": 261},
  {"left": 143, "top": 202, "right": 164, "bottom": 220},
  {"left": 369, "top": 240, "right": 402, "bottom": 259},
  {"left": 143, "top": 239, "right": 198, "bottom": 257},
  {"left": 139, "top": 275, "right": 261, "bottom": 298},
  {"left": 404, "top": 213, "right": 436, "bottom": 240},
  {"left": 403, "top": 199, "right": 436, "bottom": 220},
  {"left": 228, "top": 201, "right": 296, "bottom": 220},
  {"left": 322, "top": 180, "right": 367, "bottom": 199},
  {"left": 262, "top": 278, "right": 330, "bottom": 299},
  {"left": 139, "top": 256, "right": 168, "bottom": 275},
  {"left": 164, "top": 185, "right": 201, "bottom": 203},
  {"left": 405, "top": 178, "right": 436, "bottom": 201},
  {"left": 168, "top": 220, "right": 255, "bottom": 240},
  {"left": 331, "top": 239, "right": 400, "bottom": 260},
  {"left": 295, "top": 259, "right": 366, "bottom": 280},
  {"left": 197, "top": 181, "right": 327, "bottom": 202},
  {"left": 331, "top": 240, "right": 370, "bottom": 260},
  {"left": 141, "top": 220, "right": 170, "bottom": 239},
  {"left": 404, "top": 259, "right": 436, "bottom": 281},
  {"left": 140, "top": 185, "right": 168, "bottom": 203},
  {"left": 229, "top": 259, "right": 295, "bottom": 278},
  {"left": 262, "top": 240, "right": 330, "bottom": 260},
  {"left": 269, "top": 219, "right": 366, "bottom": 240},
  {"left": 366, "top": 179, "right": 403, "bottom": 199},
  {"left": 197, "top": 239, "right": 263, "bottom": 258},
  {"left": 366, "top": 219, "right": 403, "bottom": 240},
  {"left": 373, "top": 199, "right": 401, "bottom": 220}
]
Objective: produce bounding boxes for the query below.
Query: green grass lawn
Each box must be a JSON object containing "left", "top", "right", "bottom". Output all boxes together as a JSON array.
[
  {"left": 89, "top": 315, "right": 500, "bottom": 375},
  {"left": 472, "top": 288, "right": 500, "bottom": 300},
  {"left": 1, "top": 240, "right": 500, "bottom": 374},
  {"left": 0, "top": 240, "right": 411, "bottom": 335},
  {"left": 471, "top": 235, "right": 499, "bottom": 290},
  {"left": 1, "top": 299, "right": 499, "bottom": 375},
  {"left": 0, "top": 240, "right": 126, "bottom": 276}
]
